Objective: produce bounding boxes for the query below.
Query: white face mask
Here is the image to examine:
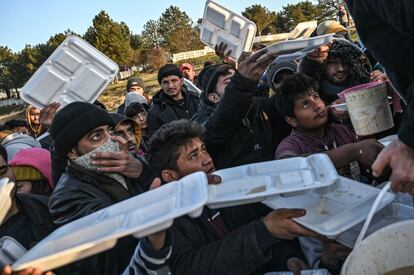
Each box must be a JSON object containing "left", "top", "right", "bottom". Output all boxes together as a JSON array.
[
  {"left": 73, "top": 138, "right": 120, "bottom": 170},
  {"left": 73, "top": 139, "right": 127, "bottom": 189}
]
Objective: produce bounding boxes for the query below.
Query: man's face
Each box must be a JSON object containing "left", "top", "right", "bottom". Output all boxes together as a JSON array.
[
  {"left": 129, "top": 85, "right": 144, "bottom": 96},
  {"left": 132, "top": 110, "right": 148, "bottom": 129},
  {"left": 289, "top": 90, "right": 328, "bottom": 131},
  {"left": 68, "top": 125, "right": 112, "bottom": 159},
  {"left": 324, "top": 57, "right": 349, "bottom": 85},
  {"left": 165, "top": 138, "right": 215, "bottom": 181},
  {"left": 112, "top": 122, "right": 137, "bottom": 155},
  {"left": 215, "top": 69, "right": 235, "bottom": 97},
  {"left": 0, "top": 155, "right": 15, "bottom": 183},
  {"left": 29, "top": 108, "right": 40, "bottom": 125},
  {"left": 161, "top": 75, "right": 184, "bottom": 100},
  {"left": 181, "top": 67, "right": 195, "bottom": 82}
]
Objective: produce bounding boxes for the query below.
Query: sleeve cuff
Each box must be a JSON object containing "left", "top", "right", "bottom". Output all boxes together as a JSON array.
[{"left": 255, "top": 220, "right": 279, "bottom": 252}]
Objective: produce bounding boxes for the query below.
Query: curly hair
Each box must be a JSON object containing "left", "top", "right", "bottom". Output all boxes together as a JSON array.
[{"left": 274, "top": 73, "right": 320, "bottom": 117}]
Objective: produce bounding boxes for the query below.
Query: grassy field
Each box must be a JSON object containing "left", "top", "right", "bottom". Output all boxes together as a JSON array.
[{"left": 98, "top": 55, "right": 211, "bottom": 111}]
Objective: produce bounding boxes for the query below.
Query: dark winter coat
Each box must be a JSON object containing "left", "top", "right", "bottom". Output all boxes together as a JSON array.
[
  {"left": 147, "top": 89, "right": 199, "bottom": 136},
  {"left": 48, "top": 162, "right": 154, "bottom": 275},
  {"left": 168, "top": 203, "right": 304, "bottom": 275},
  {"left": 346, "top": 0, "right": 414, "bottom": 148},
  {"left": 203, "top": 72, "right": 291, "bottom": 169}
]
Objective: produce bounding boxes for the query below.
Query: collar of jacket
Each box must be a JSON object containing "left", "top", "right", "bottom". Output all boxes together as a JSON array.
[
  {"left": 153, "top": 88, "right": 196, "bottom": 106},
  {"left": 67, "top": 162, "right": 132, "bottom": 201}
]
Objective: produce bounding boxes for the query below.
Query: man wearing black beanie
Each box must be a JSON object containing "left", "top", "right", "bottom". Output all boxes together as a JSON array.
[
  {"left": 147, "top": 63, "right": 199, "bottom": 136},
  {"left": 192, "top": 64, "right": 235, "bottom": 125},
  {"left": 48, "top": 102, "right": 154, "bottom": 274}
]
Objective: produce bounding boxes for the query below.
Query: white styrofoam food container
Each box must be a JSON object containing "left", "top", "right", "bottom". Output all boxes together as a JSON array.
[
  {"left": 288, "top": 21, "right": 318, "bottom": 40},
  {"left": 207, "top": 154, "right": 338, "bottom": 209},
  {"left": 20, "top": 35, "right": 119, "bottom": 109},
  {"left": 200, "top": 0, "right": 257, "bottom": 60},
  {"left": 0, "top": 178, "right": 14, "bottom": 225},
  {"left": 0, "top": 237, "right": 27, "bottom": 266},
  {"left": 12, "top": 172, "right": 208, "bottom": 271},
  {"left": 336, "top": 202, "right": 414, "bottom": 248},
  {"left": 258, "top": 34, "right": 334, "bottom": 61},
  {"left": 378, "top": 134, "right": 397, "bottom": 147},
  {"left": 264, "top": 176, "right": 395, "bottom": 238},
  {"left": 183, "top": 78, "right": 202, "bottom": 95}
]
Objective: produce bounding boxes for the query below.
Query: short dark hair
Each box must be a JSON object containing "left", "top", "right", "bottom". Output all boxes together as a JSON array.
[
  {"left": 4, "top": 119, "right": 28, "bottom": 130},
  {"left": 274, "top": 73, "right": 320, "bottom": 117},
  {"left": 125, "top": 102, "right": 148, "bottom": 118},
  {"left": 0, "top": 144, "right": 7, "bottom": 163},
  {"left": 147, "top": 120, "right": 205, "bottom": 176}
]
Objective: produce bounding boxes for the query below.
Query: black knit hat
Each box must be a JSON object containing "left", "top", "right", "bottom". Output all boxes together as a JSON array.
[
  {"left": 127, "top": 77, "right": 146, "bottom": 91},
  {"left": 157, "top": 64, "right": 182, "bottom": 84},
  {"left": 199, "top": 64, "right": 233, "bottom": 94},
  {"left": 49, "top": 102, "right": 114, "bottom": 158}
]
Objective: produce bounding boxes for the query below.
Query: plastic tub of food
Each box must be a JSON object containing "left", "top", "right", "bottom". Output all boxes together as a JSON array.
[
  {"left": 200, "top": 0, "right": 257, "bottom": 60},
  {"left": 338, "top": 82, "right": 394, "bottom": 136},
  {"left": 20, "top": 35, "right": 119, "bottom": 109},
  {"left": 341, "top": 220, "right": 414, "bottom": 275},
  {"left": 264, "top": 176, "right": 395, "bottom": 238},
  {"left": 12, "top": 172, "right": 208, "bottom": 271},
  {"left": 207, "top": 154, "right": 338, "bottom": 209}
]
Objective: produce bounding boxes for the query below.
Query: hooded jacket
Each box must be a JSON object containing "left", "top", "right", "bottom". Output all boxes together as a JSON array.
[
  {"left": 299, "top": 39, "right": 372, "bottom": 103},
  {"left": 9, "top": 147, "right": 54, "bottom": 191},
  {"left": 191, "top": 92, "right": 217, "bottom": 126},
  {"left": 25, "top": 105, "right": 43, "bottom": 138},
  {"left": 147, "top": 89, "right": 199, "bottom": 136},
  {"left": 203, "top": 72, "right": 291, "bottom": 170},
  {"left": 346, "top": 0, "right": 414, "bottom": 149},
  {"left": 110, "top": 113, "right": 142, "bottom": 151},
  {"left": 0, "top": 131, "right": 41, "bottom": 160}
]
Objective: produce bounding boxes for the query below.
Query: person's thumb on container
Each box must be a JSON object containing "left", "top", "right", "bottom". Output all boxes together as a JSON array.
[
  {"left": 279, "top": 208, "right": 306, "bottom": 218},
  {"left": 372, "top": 145, "right": 391, "bottom": 177},
  {"left": 150, "top": 177, "right": 162, "bottom": 190}
]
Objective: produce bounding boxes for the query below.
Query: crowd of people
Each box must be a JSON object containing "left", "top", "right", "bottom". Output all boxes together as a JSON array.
[{"left": 1, "top": 1, "right": 413, "bottom": 274}]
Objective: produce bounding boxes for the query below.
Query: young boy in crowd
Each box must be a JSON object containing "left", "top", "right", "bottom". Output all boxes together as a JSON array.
[
  {"left": 125, "top": 119, "right": 316, "bottom": 275},
  {"left": 274, "top": 73, "right": 384, "bottom": 180},
  {"left": 125, "top": 102, "right": 150, "bottom": 155}
]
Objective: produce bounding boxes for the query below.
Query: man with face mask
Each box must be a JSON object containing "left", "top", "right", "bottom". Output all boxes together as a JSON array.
[{"left": 48, "top": 102, "right": 154, "bottom": 274}]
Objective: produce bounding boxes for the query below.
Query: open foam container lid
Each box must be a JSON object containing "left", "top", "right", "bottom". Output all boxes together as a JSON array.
[
  {"left": 207, "top": 154, "right": 338, "bottom": 209},
  {"left": 0, "top": 237, "right": 27, "bottom": 266},
  {"left": 0, "top": 178, "right": 15, "bottom": 225},
  {"left": 264, "top": 176, "right": 395, "bottom": 238},
  {"left": 12, "top": 172, "right": 208, "bottom": 271},
  {"left": 200, "top": 0, "right": 257, "bottom": 60},
  {"left": 20, "top": 35, "right": 119, "bottom": 109},
  {"left": 257, "top": 33, "right": 334, "bottom": 62}
]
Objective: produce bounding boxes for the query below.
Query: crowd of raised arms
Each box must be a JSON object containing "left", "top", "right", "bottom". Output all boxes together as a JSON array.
[{"left": 1, "top": 1, "right": 414, "bottom": 274}]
